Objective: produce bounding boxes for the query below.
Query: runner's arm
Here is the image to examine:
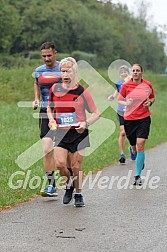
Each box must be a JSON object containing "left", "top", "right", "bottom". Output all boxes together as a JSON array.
[
  {"left": 32, "top": 81, "right": 40, "bottom": 109},
  {"left": 86, "top": 108, "right": 100, "bottom": 126}
]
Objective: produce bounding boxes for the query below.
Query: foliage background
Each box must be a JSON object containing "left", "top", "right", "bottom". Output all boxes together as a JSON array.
[
  {"left": 1, "top": 0, "right": 167, "bottom": 208},
  {"left": 0, "top": 0, "right": 167, "bottom": 71}
]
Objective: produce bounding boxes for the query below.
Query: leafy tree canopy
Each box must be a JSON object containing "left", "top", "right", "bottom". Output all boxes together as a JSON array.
[{"left": 0, "top": 0, "right": 166, "bottom": 71}]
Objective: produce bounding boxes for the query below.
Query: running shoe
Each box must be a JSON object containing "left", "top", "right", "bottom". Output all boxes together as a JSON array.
[
  {"left": 74, "top": 194, "right": 85, "bottom": 207},
  {"left": 129, "top": 146, "right": 136, "bottom": 160},
  {"left": 40, "top": 185, "right": 58, "bottom": 197},
  {"left": 119, "top": 154, "right": 126, "bottom": 164},
  {"left": 142, "top": 163, "right": 145, "bottom": 170},
  {"left": 133, "top": 176, "right": 142, "bottom": 186},
  {"left": 63, "top": 185, "right": 75, "bottom": 204}
]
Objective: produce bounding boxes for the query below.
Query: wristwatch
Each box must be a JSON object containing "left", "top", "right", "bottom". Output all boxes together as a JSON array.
[
  {"left": 149, "top": 101, "right": 153, "bottom": 106},
  {"left": 86, "top": 121, "right": 90, "bottom": 128}
]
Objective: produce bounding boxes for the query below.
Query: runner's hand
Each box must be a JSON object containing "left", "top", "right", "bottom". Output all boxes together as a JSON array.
[
  {"left": 49, "top": 119, "right": 57, "bottom": 130},
  {"left": 143, "top": 99, "right": 151, "bottom": 108},
  {"left": 126, "top": 98, "right": 133, "bottom": 106},
  {"left": 108, "top": 95, "right": 114, "bottom": 101},
  {"left": 32, "top": 100, "right": 39, "bottom": 110},
  {"left": 75, "top": 122, "right": 86, "bottom": 133}
]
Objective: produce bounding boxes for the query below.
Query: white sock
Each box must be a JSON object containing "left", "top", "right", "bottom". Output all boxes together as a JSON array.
[{"left": 66, "top": 177, "right": 73, "bottom": 189}]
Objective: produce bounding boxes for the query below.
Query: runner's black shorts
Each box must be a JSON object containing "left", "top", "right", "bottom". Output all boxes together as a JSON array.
[
  {"left": 124, "top": 116, "right": 151, "bottom": 146},
  {"left": 39, "top": 109, "right": 54, "bottom": 139},
  {"left": 54, "top": 128, "right": 90, "bottom": 153},
  {"left": 117, "top": 111, "right": 124, "bottom": 126}
]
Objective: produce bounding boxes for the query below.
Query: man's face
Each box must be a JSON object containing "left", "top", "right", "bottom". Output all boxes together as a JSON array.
[
  {"left": 132, "top": 65, "right": 143, "bottom": 81},
  {"left": 41, "top": 48, "right": 57, "bottom": 68},
  {"left": 60, "top": 62, "right": 75, "bottom": 84}
]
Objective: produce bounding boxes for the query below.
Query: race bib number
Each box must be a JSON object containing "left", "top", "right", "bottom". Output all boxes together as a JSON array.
[{"left": 58, "top": 112, "right": 77, "bottom": 127}]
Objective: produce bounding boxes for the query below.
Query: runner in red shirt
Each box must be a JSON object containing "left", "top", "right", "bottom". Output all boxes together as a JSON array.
[
  {"left": 117, "top": 64, "right": 155, "bottom": 186},
  {"left": 47, "top": 57, "right": 100, "bottom": 207}
]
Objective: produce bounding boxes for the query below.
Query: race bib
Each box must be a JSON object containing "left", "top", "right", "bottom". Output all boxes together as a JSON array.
[{"left": 58, "top": 112, "right": 77, "bottom": 127}]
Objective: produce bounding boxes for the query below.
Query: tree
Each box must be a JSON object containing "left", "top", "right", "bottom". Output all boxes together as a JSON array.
[
  {"left": 0, "top": 0, "right": 166, "bottom": 71},
  {"left": 0, "top": 0, "right": 20, "bottom": 53}
]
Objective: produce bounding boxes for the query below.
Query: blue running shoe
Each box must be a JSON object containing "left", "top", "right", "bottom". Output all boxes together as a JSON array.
[
  {"left": 129, "top": 146, "right": 136, "bottom": 160},
  {"left": 41, "top": 185, "right": 58, "bottom": 197}
]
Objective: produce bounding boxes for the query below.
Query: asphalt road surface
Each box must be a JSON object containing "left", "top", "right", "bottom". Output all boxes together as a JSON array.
[{"left": 0, "top": 142, "right": 167, "bottom": 252}]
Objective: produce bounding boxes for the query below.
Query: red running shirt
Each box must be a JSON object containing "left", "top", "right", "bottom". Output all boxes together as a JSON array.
[
  {"left": 119, "top": 79, "right": 155, "bottom": 120},
  {"left": 48, "top": 82, "right": 97, "bottom": 128}
]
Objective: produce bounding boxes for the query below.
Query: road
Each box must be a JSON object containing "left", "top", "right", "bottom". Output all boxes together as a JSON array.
[{"left": 0, "top": 142, "right": 167, "bottom": 252}]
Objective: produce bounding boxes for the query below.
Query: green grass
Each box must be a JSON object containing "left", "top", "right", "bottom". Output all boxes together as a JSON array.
[
  {"left": 0, "top": 104, "right": 43, "bottom": 207},
  {"left": 0, "top": 66, "right": 167, "bottom": 209}
]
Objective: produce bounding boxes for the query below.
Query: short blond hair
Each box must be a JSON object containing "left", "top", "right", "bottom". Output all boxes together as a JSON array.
[{"left": 59, "top": 57, "right": 78, "bottom": 72}]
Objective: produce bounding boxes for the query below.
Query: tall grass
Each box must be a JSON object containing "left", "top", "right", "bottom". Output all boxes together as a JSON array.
[{"left": 0, "top": 65, "right": 167, "bottom": 209}]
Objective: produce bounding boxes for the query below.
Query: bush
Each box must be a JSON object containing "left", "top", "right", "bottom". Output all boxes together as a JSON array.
[
  {"left": 0, "top": 54, "right": 31, "bottom": 68},
  {"left": 71, "top": 50, "right": 98, "bottom": 68},
  {"left": 56, "top": 53, "right": 71, "bottom": 61},
  {"left": 0, "top": 51, "right": 99, "bottom": 69},
  {"left": 29, "top": 50, "right": 40, "bottom": 59}
]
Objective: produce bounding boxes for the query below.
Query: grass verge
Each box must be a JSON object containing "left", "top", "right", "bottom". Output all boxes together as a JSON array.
[{"left": 0, "top": 69, "right": 167, "bottom": 209}]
